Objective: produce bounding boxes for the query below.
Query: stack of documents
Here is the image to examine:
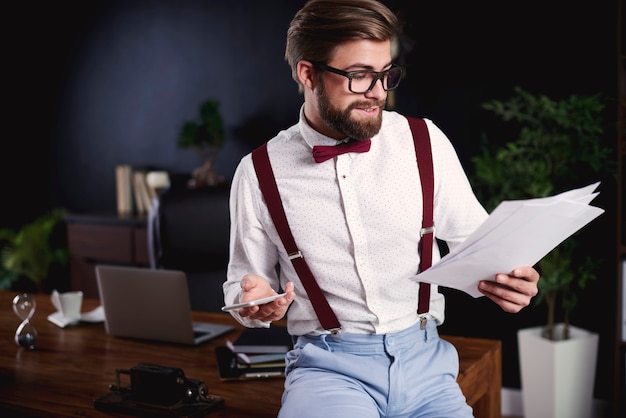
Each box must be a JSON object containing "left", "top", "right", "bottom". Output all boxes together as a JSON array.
[
  {"left": 216, "top": 326, "right": 292, "bottom": 380},
  {"left": 415, "top": 182, "right": 605, "bottom": 297}
]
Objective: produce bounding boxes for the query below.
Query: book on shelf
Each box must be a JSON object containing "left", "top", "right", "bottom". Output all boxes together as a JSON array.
[
  {"left": 115, "top": 165, "right": 165, "bottom": 216},
  {"left": 132, "top": 171, "right": 145, "bottom": 215},
  {"left": 132, "top": 170, "right": 153, "bottom": 215},
  {"left": 227, "top": 325, "right": 293, "bottom": 354},
  {"left": 115, "top": 164, "right": 133, "bottom": 215}
]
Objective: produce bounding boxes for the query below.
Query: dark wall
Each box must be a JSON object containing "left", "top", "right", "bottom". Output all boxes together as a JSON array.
[
  {"left": 5, "top": 0, "right": 308, "bottom": 220},
  {"left": 3, "top": 0, "right": 618, "bottom": 401}
]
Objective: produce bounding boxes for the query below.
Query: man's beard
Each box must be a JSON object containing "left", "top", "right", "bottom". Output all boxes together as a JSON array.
[{"left": 316, "top": 82, "right": 385, "bottom": 141}]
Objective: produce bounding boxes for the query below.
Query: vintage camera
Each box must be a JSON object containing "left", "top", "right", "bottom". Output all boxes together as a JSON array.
[
  {"left": 95, "top": 363, "right": 224, "bottom": 416},
  {"left": 113, "top": 363, "right": 209, "bottom": 406}
]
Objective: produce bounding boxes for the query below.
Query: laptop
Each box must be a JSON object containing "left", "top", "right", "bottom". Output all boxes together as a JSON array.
[{"left": 95, "top": 264, "right": 233, "bottom": 345}]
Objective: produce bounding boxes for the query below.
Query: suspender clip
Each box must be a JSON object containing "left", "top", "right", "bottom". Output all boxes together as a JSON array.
[
  {"left": 330, "top": 327, "right": 342, "bottom": 335},
  {"left": 420, "top": 225, "right": 435, "bottom": 237},
  {"left": 288, "top": 250, "right": 303, "bottom": 260}
]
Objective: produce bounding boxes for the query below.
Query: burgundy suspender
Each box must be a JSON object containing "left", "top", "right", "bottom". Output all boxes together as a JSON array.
[
  {"left": 252, "top": 144, "right": 342, "bottom": 333},
  {"left": 406, "top": 117, "right": 434, "bottom": 314},
  {"left": 251, "top": 116, "right": 434, "bottom": 331}
]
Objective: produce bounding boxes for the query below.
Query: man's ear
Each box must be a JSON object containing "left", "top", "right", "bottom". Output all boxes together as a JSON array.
[{"left": 297, "top": 60, "right": 316, "bottom": 91}]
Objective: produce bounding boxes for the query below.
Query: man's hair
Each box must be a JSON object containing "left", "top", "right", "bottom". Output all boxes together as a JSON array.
[{"left": 285, "top": 0, "right": 400, "bottom": 92}]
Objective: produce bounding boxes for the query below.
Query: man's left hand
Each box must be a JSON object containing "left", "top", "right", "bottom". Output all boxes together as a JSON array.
[{"left": 478, "top": 266, "right": 540, "bottom": 313}]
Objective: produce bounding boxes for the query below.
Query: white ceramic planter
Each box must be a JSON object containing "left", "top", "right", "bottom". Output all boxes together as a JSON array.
[{"left": 518, "top": 324, "right": 598, "bottom": 418}]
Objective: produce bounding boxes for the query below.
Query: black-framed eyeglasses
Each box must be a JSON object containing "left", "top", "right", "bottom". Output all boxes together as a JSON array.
[{"left": 311, "top": 61, "right": 404, "bottom": 94}]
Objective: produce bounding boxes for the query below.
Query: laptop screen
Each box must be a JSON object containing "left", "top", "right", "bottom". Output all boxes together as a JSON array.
[{"left": 95, "top": 265, "right": 232, "bottom": 345}]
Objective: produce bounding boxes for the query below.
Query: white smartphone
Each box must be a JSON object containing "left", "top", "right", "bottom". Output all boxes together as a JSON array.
[{"left": 221, "top": 293, "right": 286, "bottom": 311}]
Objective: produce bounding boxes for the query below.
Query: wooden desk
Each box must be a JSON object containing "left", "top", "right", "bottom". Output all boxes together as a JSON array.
[{"left": 0, "top": 291, "right": 500, "bottom": 417}]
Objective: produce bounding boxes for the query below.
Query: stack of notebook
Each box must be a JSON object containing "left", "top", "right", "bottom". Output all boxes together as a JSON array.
[{"left": 216, "top": 326, "right": 293, "bottom": 380}]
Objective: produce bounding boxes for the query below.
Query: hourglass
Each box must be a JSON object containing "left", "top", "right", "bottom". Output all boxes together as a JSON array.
[{"left": 13, "top": 293, "right": 38, "bottom": 349}]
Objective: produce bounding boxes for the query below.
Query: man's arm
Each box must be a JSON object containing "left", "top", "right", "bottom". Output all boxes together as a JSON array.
[{"left": 224, "top": 156, "right": 289, "bottom": 327}]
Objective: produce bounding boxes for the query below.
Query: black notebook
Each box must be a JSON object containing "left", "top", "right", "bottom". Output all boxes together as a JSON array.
[
  {"left": 215, "top": 346, "right": 286, "bottom": 381},
  {"left": 228, "top": 326, "right": 293, "bottom": 354}
]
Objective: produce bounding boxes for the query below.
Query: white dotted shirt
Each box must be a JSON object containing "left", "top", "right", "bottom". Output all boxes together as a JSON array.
[{"left": 224, "top": 108, "right": 488, "bottom": 336}]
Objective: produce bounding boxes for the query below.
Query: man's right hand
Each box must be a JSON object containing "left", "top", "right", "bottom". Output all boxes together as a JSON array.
[{"left": 236, "top": 274, "right": 295, "bottom": 322}]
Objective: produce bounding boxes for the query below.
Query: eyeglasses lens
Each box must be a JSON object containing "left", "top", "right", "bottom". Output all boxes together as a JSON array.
[
  {"left": 385, "top": 68, "right": 402, "bottom": 90},
  {"left": 350, "top": 67, "right": 403, "bottom": 93}
]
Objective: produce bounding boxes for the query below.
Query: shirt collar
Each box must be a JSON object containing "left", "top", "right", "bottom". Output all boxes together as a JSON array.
[{"left": 298, "top": 105, "right": 351, "bottom": 148}]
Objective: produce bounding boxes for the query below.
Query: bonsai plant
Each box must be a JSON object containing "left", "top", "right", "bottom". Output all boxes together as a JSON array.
[
  {"left": 470, "top": 86, "right": 616, "bottom": 341},
  {"left": 0, "top": 209, "right": 69, "bottom": 293},
  {"left": 177, "top": 99, "right": 227, "bottom": 187}
]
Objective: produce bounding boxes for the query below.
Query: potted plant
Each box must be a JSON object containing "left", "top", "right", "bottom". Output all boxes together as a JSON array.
[
  {"left": 470, "top": 86, "right": 616, "bottom": 418},
  {"left": 0, "top": 209, "right": 69, "bottom": 293},
  {"left": 177, "top": 99, "right": 227, "bottom": 188}
]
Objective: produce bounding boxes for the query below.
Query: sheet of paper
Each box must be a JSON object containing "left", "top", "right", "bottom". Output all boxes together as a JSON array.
[{"left": 414, "top": 182, "right": 605, "bottom": 298}]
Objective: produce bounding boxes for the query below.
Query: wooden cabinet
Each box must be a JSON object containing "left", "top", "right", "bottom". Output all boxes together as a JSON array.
[{"left": 65, "top": 213, "right": 149, "bottom": 299}]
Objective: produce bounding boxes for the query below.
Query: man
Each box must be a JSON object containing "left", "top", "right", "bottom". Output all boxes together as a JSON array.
[{"left": 223, "top": 0, "right": 539, "bottom": 416}]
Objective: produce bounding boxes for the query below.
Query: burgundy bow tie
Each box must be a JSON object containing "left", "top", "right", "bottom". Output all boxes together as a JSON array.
[{"left": 312, "top": 139, "right": 372, "bottom": 163}]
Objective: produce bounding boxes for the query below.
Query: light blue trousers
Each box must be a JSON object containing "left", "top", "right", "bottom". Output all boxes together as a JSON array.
[{"left": 278, "top": 320, "right": 474, "bottom": 418}]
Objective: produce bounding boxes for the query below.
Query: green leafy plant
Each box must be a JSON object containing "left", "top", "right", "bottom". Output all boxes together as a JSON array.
[
  {"left": 470, "top": 86, "right": 616, "bottom": 340},
  {"left": 0, "top": 209, "right": 69, "bottom": 292},
  {"left": 177, "top": 99, "right": 226, "bottom": 187}
]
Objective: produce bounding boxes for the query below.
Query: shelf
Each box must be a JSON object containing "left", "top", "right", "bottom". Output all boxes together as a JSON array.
[{"left": 66, "top": 213, "right": 150, "bottom": 299}]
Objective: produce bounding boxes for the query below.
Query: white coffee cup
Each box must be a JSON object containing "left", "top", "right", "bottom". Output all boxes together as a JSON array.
[{"left": 52, "top": 290, "right": 83, "bottom": 322}]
